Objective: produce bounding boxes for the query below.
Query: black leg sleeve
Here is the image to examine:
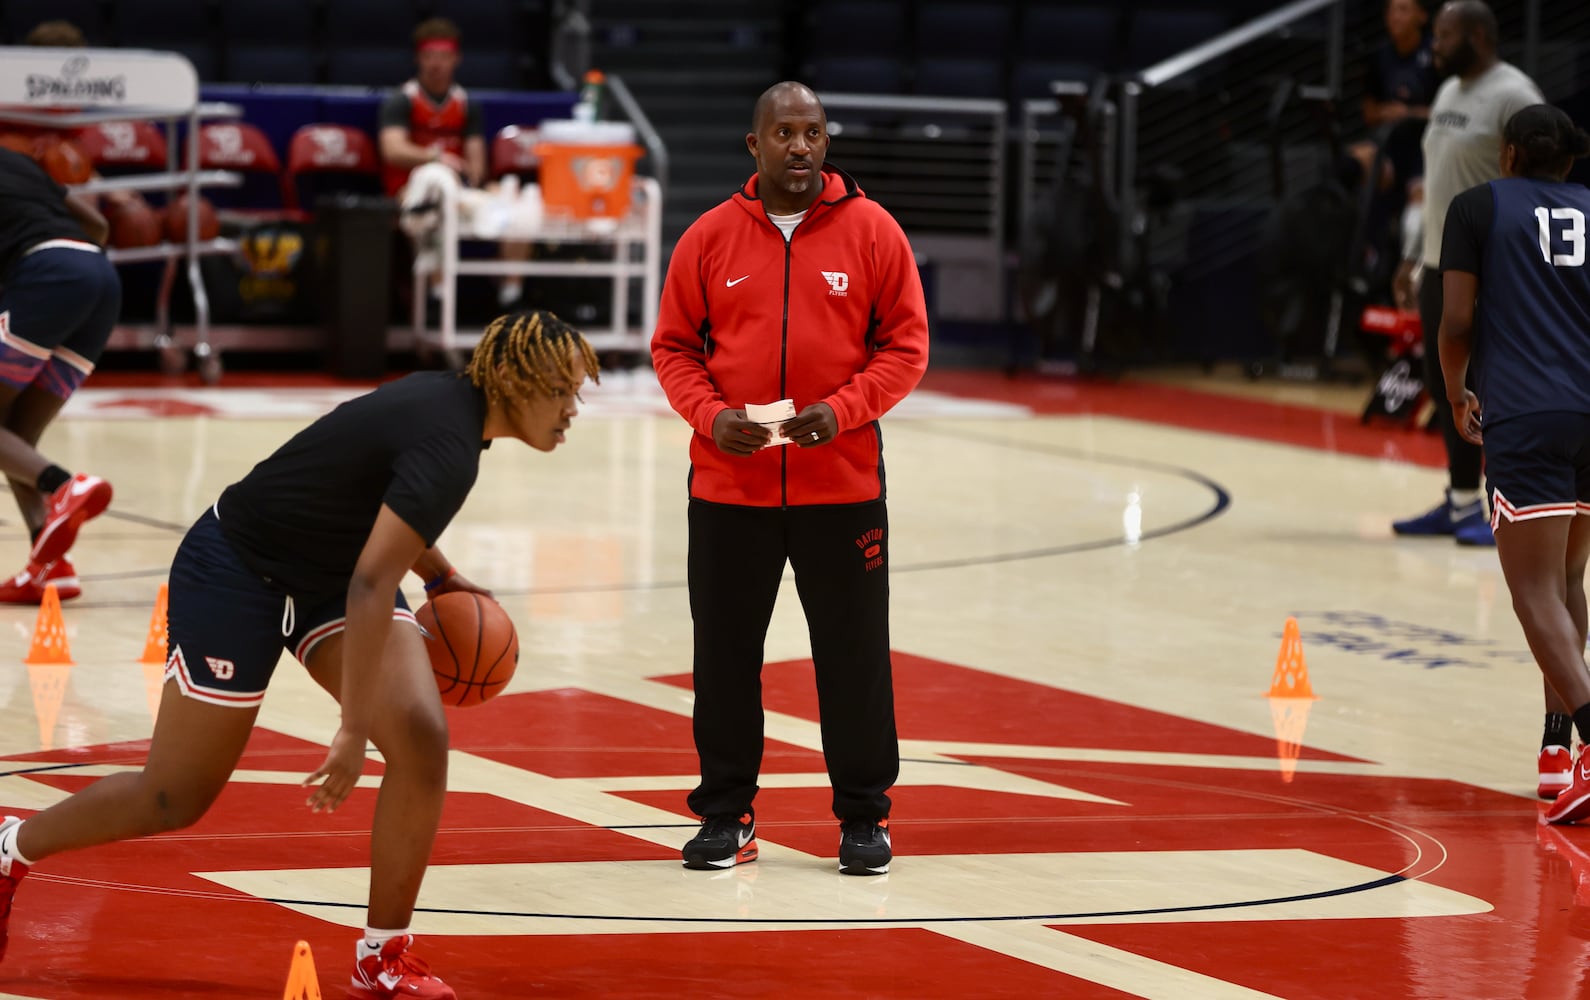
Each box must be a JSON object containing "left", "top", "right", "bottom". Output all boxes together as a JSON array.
[
  {"left": 685, "top": 500, "right": 787, "bottom": 818},
  {"left": 789, "top": 500, "right": 899, "bottom": 821}
]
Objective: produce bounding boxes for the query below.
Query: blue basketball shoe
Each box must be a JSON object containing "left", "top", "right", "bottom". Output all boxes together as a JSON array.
[
  {"left": 1392, "top": 491, "right": 1487, "bottom": 539},
  {"left": 1454, "top": 510, "right": 1497, "bottom": 547}
]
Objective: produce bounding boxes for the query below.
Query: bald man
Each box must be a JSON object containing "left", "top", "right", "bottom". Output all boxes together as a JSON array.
[
  {"left": 1393, "top": 0, "right": 1542, "bottom": 548},
  {"left": 651, "top": 81, "right": 929, "bottom": 877}
]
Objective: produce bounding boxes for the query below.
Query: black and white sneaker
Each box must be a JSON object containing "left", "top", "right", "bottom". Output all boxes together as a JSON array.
[
  {"left": 682, "top": 811, "right": 758, "bottom": 870},
  {"left": 838, "top": 818, "right": 891, "bottom": 875}
]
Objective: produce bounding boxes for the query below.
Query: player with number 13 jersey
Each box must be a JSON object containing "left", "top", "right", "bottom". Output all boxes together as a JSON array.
[{"left": 1436, "top": 104, "right": 1590, "bottom": 821}]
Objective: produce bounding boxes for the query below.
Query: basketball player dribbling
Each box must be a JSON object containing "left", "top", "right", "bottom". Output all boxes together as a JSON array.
[{"left": 0, "top": 311, "right": 598, "bottom": 999}]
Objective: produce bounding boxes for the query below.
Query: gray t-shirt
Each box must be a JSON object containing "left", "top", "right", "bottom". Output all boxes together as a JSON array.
[{"left": 1422, "top": 61, "right": 1543, "bottom": 266}]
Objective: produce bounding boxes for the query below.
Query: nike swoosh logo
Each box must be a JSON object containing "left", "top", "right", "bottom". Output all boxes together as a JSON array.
[
  {"left": 726, "top": 275, "right": 750, "bottom": 287},
  {"left": 737, "top": 827, "right": 753, "bottom": 847},
  {"left": 1581, "top": 761, "right": 1590, "bottom": 782},
  {"left": 69, "top": 478, "right": 98, "bottom": 497}
]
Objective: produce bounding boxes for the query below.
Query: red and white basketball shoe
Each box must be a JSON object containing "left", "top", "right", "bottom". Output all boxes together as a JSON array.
[
  {"left": 1545, "top": 747, "right": 1590, "bottom": 824},
  {"left": 30, "top": 474, "right": 111, "bottom": 567},
  {"left": 348, "top": 934, "right": 456, "bottom": 1000},
  {"left": 1541, "top": 745, "right": 1574, "bottom": 800},
  {"left": 0, "top": 816, "right": 30, "bottom": 961},
  {"left": 0, "top": 556, "right": 80, "bottom": 604}
]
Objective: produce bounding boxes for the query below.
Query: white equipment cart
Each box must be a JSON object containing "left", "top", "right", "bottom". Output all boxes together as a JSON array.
[{"left": 404, "top": 151, "right": 661, "bottom": 361}]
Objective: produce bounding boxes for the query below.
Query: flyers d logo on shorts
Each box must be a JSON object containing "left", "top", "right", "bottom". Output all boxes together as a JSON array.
[{"left": 821, "top": 270, "right": 849, "bottom": 296}]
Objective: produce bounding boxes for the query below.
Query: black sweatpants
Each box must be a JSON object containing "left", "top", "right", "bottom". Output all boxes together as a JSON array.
[
  {"left": 685, "top": 498, "right": 898, "bottom": 822},
  {"left": 1419, "top": 267, "right": 1484, "bottom": 491}
]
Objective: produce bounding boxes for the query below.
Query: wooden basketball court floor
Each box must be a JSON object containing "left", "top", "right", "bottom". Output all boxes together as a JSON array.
[{"left": 0, "top": 365, "right": 1580, "bottom": 999}]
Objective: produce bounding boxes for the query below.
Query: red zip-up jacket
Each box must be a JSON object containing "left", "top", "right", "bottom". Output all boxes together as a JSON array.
[{"left": 651, "top": 165, "right": 929, "bottom": 507}]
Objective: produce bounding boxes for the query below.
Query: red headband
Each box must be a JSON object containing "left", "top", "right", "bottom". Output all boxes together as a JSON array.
[{"left": 417, "top": 38, "right": 458, "bottom": 54}]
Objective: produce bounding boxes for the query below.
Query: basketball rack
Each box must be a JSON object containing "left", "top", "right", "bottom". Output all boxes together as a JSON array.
[
  {"left": 0, "top": 47, "right": 242, "bottom": 383},
  {"left": 408, "top": 173, "right": 662, "bottom": 362}
]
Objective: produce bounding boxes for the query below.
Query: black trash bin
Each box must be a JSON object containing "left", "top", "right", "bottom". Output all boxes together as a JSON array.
[{"left": 317, "top": 194, "right": 397, "bottom": 378}]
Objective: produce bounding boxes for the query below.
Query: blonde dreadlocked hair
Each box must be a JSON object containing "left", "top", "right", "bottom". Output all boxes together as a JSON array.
[{"left": 466, "top": 310, "right": 600, "bottom": 406}]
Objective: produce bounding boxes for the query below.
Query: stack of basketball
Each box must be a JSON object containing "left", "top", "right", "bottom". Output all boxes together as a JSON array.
[
  {"left": 106, "top": 197, "right": 163, "bottom": 248},
  {"left": 160, "top": 192, "right": 220, "bottom": 243}
]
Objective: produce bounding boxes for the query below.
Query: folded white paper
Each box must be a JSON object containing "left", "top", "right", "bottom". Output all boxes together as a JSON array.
[{"left": 745, "top": 399, "right": 797, "bottom": 447}]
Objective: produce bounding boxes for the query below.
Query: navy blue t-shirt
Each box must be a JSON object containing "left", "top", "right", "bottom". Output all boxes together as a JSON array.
[{"left": 1440, "top": 178, "right": 1590, "bottom": 425}]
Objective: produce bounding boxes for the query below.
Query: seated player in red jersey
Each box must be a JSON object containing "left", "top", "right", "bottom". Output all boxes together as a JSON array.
[{"left": 379, "top": 17, "right": 530, "bottom": 307}]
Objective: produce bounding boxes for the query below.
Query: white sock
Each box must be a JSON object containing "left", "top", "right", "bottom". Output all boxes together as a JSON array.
[
  {"left": 1449, "top": 488, "right": 1483, "bottom": 510},
  {"left": 0, "top": 820, "right": 33, "bottom": 867},
  {"left": 358, "top": 926, "right": 408, "bottom": 961}
]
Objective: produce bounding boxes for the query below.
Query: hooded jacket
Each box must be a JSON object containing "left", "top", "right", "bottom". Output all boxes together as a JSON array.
[{"left": 651, "top": 165, "right": 929, "bottom": 506}]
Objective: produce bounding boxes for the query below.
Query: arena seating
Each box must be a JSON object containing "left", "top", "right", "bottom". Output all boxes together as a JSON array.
[
  {"left": 789, "top": 2, "right": 1245, "bottom": 108},
  {"left": 0, "top": 0, "right": 553, "bottom": 90}
]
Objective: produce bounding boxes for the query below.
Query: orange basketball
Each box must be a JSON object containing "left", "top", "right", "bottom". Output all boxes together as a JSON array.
[
  {"left": 162, "top": 193, "right": 220, "bottom": 242},
  {"left": 33, "top": 134, "right": 92, "bottom": 184},
  {"left": 416, "top": 591, "right": 519, "bottom": 708},
  {"left": 107, "top": 196, "right": 163, "bottom": 248}
]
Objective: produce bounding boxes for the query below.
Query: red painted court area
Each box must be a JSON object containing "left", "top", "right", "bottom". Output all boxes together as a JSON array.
[
  {"left": 0, "top": 372, "right": 1557, "bottom": 997},
  {"left": 918, "top": 370, "right": 1450, "bottom": 468},
  {"left": 0, "top": 654, "right": 1574, "bottom": 999}
]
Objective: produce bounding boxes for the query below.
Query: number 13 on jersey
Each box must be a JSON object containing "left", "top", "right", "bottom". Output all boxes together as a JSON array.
[{"left": 1536, "top": 206, "right": 1587, "bottom": 267}]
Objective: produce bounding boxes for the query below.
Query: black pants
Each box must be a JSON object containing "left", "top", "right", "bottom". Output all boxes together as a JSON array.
[
  {"left": 1419, "top": 267, "right": 1484, "bottom": 491},
  {"left": 685, "top": 498, "right": 898, "bottom": 822}
]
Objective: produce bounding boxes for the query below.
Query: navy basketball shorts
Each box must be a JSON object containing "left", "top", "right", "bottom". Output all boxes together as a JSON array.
[
  {"left": 1482, "top": 411, "right": 1590, "bottom": 531},
  {"left": 0, "top": 244, "right": 121, "bottom": 398},
  {"left": 163, "top": 507, "right": 418, "bottom": 708}
]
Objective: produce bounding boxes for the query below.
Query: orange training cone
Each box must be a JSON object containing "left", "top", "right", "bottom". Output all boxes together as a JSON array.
[
  {"left": 1266, "top": 616, "right": 1316, "bottom": 699},
  {"left": 282, "top": 940, "right": 323, "bottom": 1000},
  {"left": 24, "top": 584, "right": 72, "bottom": 665},
  {"left": 139, "top": 584, "right": 168, "bottom": 664}
]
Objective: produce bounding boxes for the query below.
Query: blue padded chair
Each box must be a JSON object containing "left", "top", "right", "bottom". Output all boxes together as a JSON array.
[
  {"left": 915, "top": 3, "right": 1012, "bottom": 59},
  {"left": 1018, "top": 6, "right": 1122, "bottom": 68},
  {"left": 805, "top": 1, "right": 905, "bottom": 58},
  {"left": 1124, "top": 9, "right": 1232, "bottom": 70},
  {"left": 455, "top": 50, "right": 524, "bottom": 91},
  {"left": 806, "top": 56, "right": 907, "bottom": 96},
  {"left": 227, "top": 46, "right": 321, "bottom": 86},
  {"left": 221, "top": 0, "right": 320, "bottom": 84},
  {"left": 324, "top": 0, "right": 420, "bottom": 47},
  {"left": 913, "top": 57, "right": 1005, "bottom": 99},
  {"left": 326, "top": 48, "right": 418, "bottom": 88}
]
